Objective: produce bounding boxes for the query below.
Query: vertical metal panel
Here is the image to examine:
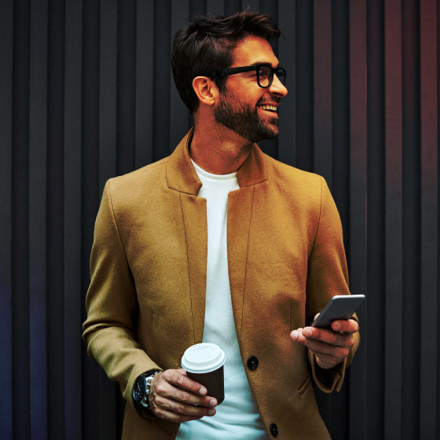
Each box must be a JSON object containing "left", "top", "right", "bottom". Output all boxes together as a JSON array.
[
  {"left": 206, "top": 0, "right": 224, "bottom": 15},
  {"left": 402, "top": 1, "right": 421, "bottom": 438},
  {"left": 313, "top": 0, "right": 333, "bottom": 185},
  {"left": 348, "top": 1, "right": 367, "bottom": 440},
  {"left": 384, "top": 0, "right": 404, "bottom": 439},
  {"left": 46, "top": 0, "right": 66, "bottom": 438},
  {"left": 295, "top": 0, "right": 313, "bottom": 170},
  {"left": 81, "top": 1, "right": 102, "bottom": 437},
  {"left": 29, "top": 0, "right": 48, "bottom": 438},
  {"left": 117, "top": 0, "right": 137, "bottom": 176},
  {"left": 258, "top": 0, "right": 279, "bottom": 158},
  {"left": 243, "top": 0, "right": 259, "bottom": 12},
  {"left": 99, "top": 0, "right": 118, "bottom": 188},
  {"left": 190, "top": 0, "right": 207, "bottom": 16},
  {"left": 225, "top": 0, "right": 243, "bottom": 16},
  {"left": 367, "top": 0, "right": 386, "bottom": 438},
  {"left": 135, "top": 0, "right": 155, "bottom": 167},
  {"left": 312, "top": 1, "right": 335, "bottom": 432},
  {"left": 153, "top": 0, "right": 172, "bottom": 159},
  {"left": 170, "top": 0, "right": 191, "bottom": 149},
  {"left": 81, "top": 0, "right": 100, "bottom": 242},
  {"left": 64, "top": 0, "right": 83, "bottom": 438},
  {"left": 12, "top": 1, "right": 31, "bottom": 439},
  {"left": 2, "top": 1, "right": 440, "bottom": 439},
  {"left": 0, "top": 0, "right": 14, "bottom": 438},
  {"left": 419, "top": 1, "right": 438, "bottom": 438},
  {"left": 278, "top": 0, "right": 296, "bottom": 166},
  {"left": 331, "top": 0, "right": 350, "bottom": 229}
]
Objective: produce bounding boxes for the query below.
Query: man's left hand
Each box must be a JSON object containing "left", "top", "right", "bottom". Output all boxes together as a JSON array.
[{"left": 290, "top": 319, "right": 359, "bottom": 369}]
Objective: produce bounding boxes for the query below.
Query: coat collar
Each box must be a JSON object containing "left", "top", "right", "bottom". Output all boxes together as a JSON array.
[{"left": 166, "top": 128, "right": 268, "bottom": 195}]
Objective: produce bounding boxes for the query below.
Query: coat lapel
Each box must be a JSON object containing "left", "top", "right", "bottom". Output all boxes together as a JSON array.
[
  {"left": 180, "top": 194, "right": 207, "bottom": 344},
  {"left": 167, "top": 130, "right": 207, "bottom": 344},
  {"left": 166, "top": 128, "right": 268, "bottom": 343},
  {"left": 227, "top": 186, "right": 255, "bottom": 340},
  {"left": 227, "top": 143, "right": 268, "bottom": 339}
]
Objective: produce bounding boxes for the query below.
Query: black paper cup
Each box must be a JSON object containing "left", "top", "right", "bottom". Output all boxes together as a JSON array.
[{"left": 181, "top": 343, "right": 226, "bottom": 404}]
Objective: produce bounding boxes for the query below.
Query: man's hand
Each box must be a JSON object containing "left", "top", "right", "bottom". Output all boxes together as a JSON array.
[
  {"left": 290, "top": 318, "right": 359, "bottom": 369},
  {"left": 148, "top": 369, "right": 218, "bottom": 423}
]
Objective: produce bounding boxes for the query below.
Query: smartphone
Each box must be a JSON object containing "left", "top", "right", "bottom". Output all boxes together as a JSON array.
[{"left": 311, "top": 294, "right": 365, "bottom": 329}]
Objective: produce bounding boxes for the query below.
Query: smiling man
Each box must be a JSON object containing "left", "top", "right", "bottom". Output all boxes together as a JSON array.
[{"left": 83, "top": 11, "right": 360, "bottom": 440}]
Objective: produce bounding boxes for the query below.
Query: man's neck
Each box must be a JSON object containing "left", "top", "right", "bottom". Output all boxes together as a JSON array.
[{"left": 189, "top": 123, "right": 253, "bottom": 175}]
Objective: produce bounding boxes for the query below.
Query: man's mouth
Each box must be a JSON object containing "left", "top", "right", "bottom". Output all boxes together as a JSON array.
[{"left": 258, "top": 104, "right": 278, "bottom": 113}]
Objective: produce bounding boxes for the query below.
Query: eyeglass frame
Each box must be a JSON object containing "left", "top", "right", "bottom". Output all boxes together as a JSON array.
[{"left": 211, "top": 63, "right": 287, "bottom": 89}]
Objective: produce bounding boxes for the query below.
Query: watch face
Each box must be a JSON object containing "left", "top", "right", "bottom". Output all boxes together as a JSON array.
[{"left": 133, "top": 376, "right": 145, "bottom": 403}]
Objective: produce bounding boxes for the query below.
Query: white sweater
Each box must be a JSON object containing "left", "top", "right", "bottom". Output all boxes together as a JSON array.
[{"left": 176, "top": 161, "right": 268, "bottom": 439}]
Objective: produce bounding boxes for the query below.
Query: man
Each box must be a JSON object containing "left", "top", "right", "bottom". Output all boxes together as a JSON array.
[{"left": 83, "top": 10, "right": 360, "bottom": 440}]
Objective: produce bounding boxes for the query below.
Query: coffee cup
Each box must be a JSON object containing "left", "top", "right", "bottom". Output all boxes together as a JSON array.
[{"left": 181, "top": 343, "right": 226, "bottom": 404}]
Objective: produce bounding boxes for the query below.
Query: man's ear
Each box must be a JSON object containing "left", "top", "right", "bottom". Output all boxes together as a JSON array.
[{"left": 192, "top": 76, "right": 218, "bottom": 106}]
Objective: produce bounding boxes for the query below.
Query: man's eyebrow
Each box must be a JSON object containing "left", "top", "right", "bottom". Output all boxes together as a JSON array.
[{"left": 250, "top": 62, "right": 280, "bottom": 68}]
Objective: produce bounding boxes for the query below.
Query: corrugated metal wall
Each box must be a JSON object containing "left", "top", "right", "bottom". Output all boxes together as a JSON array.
[{"left": 0, "top": 0, "right": 438, "bottom": 439}]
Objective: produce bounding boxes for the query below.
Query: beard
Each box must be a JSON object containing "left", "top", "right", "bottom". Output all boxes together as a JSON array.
[{"left": 214, "top": 88, "right": 280, "bottom": 142}]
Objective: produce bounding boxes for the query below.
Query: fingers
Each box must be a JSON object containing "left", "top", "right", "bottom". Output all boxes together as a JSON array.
[
  {"left": 165, "top": 369, "right": 209, "bottom": 397},
  {"left": 290, "top": 319, "right": 358, "bottom": 369},
  {"left": 291, "top": 318, "right": 358, "bottom": 345},
  {"left": 149, "top": 369, "right": 218, "bottom": 423},
  {"left": 331, "top": 318, "right": 359, "bottom": 333},
  {"left": 290, "top": 326, "right": 355, "bottom": 352},
  {"left": 305, "top": 326, "right": 355, "bottom": 347},
  {"left": 297, "top": 330, "right": 353, "bottom": 358}
]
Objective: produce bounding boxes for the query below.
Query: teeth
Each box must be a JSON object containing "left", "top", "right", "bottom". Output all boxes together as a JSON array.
[{"left": 259, "top": 105, "right": 277, "bottom": 111}]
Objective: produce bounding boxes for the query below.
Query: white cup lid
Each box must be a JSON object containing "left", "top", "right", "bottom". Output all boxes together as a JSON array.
[{"left": 181, "top": 343, "right": 226, "bottom": 374}]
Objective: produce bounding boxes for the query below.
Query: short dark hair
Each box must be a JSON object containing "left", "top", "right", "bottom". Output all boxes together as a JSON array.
[{"left": 171, "top": 10, "right": 281, "bottom": 113}]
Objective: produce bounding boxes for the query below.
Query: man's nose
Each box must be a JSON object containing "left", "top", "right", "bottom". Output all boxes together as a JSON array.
[{"left": 269, "top": 74, "right": 288, "bottom": 97}]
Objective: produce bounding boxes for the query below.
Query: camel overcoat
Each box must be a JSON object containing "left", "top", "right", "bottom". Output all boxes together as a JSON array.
[{"left": 82, "top": 130, "right": 360, "bottom": 440}]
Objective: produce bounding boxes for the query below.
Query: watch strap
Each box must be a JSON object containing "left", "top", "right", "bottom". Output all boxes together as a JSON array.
[{"left": 136, "top": 369, "right": 163, "bottom": 411}]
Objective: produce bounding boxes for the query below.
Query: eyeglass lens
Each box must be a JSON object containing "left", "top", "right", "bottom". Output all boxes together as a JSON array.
[{"left": 257, "top": 65, "right": 286, "bottom": 88}]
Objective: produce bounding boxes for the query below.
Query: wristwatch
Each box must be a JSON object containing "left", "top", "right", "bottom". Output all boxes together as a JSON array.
[{"left": 132, "top": 369, "right": 163, "bottom": 410}]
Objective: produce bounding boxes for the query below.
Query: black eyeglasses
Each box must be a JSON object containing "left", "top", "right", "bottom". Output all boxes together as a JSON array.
[{"left": 212, "top": 63, "right": 287, "bottom": 89}]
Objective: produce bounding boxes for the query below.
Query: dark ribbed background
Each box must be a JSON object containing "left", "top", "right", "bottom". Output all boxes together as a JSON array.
[{"left": 1, "top": 0, "right": 438, "bottom": 439}]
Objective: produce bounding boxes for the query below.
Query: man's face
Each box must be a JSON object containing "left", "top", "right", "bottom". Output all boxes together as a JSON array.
[{"left": 214, "top": 35, "right": 288, "bottom": 142}]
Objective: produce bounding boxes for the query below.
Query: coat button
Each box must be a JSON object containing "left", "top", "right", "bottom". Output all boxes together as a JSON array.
[
  {"left": 270, "top": 423, "right": 279, "bottom": 437},
  {"left": 247, "top": 356, "right": 259, "bottom": 370}
]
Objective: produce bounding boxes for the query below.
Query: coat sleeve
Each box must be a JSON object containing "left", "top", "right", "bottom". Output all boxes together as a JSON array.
[
  {"left": 82, "top": 180, "right": 161, "bottom": 408},
  {"left": 306, "top": 176, "right": 361, "bottom": 393}
]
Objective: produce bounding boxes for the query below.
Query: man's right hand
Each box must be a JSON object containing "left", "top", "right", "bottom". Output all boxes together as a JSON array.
[{"left": 148, "top": 369, "right": 218, "bottom": 423}]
